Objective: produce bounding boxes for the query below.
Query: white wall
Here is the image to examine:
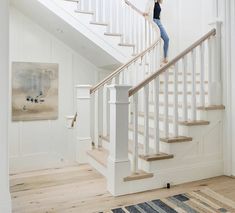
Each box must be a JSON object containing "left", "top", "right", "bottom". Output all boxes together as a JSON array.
[
  {"left": 0, "top": 0, "right": 12, "bottom": 212},
  {"left": 132, "top": 0, "right": 214, "bottom": 57},
  {"left": 9, "top": 7, "right": 100, "bottom": 173}
]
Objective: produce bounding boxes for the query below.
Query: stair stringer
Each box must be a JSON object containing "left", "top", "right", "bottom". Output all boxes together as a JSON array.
[{"left": 39, "top": 0, "right": 133, "bottom": 64}]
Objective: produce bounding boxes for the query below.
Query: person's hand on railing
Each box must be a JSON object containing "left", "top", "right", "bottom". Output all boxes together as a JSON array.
[{"left": 142, "top": 12, "right": 149, "bottom": 17}]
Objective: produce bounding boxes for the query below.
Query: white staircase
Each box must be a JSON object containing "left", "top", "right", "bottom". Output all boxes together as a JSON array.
[
  {"left": 68, "top": 1, "right": 225, "bottom": 196},
  {"left": 53, "top": 0, "right": 159, "bottom": 63}
]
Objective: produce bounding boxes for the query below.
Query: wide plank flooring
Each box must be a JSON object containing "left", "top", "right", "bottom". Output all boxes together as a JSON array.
[{"left": 10, "top": 164, "right": 235, "bottom": 213}]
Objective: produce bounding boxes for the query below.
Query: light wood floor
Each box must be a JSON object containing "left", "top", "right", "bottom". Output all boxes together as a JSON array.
[{"left": 10, "top": 164, "right": 235, "bottom": 213}]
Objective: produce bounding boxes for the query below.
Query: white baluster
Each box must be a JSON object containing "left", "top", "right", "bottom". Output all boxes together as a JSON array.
[
  {"left": 183, "top": 56, "right": 188, "bottom": 121},
  {"left": 103, "top": 85, "right": 110, "bottom": 137},
  {"left": 200, "top": 42, "right": 205, "bottom": 107},
  {"left": 99, "top": 0, "right": 104, "bottom": 23},
  {"left": 76, "top": 0, "right": 81, "bottom": 11},
  {"left": 173, "top": 63, "right": 179, "bottom": 137},
  {"left": 164, "top": 70, "right": 169, "bottom": 138},
  {"left": 94, "top": 91, "right": 100, "bottom": 147},
  {"left": 144, "top": 19, "right": 147, "bottom": 49},
  {"left": 105, "top": 0, "right": 111, "bottom": 33},
  {"left": 191, "top": 49, "right": 197, "bottom": 121},
  {"left": 112, "top": 0, "right": 117, "bottom": 33},
  {"left": 132, "top": 94, "right": 139, "bottom": 173},
  {"left": 83, "top": 0, "right": 89, "bottom": 11},
  {"left": 92, "top": 0, "right": 97, "bottom": 22},
  {"left": 153, "top": 77, "right": 160, "bottom": 154},
  {"left": 208, "top": 37, "right": 213, "bottom": 105},
  {"left": 143, "top": 85, "right": 149, "bottom": 156},
  {"left": 136, "top": 17, "right": 140, "bottom": 54}
]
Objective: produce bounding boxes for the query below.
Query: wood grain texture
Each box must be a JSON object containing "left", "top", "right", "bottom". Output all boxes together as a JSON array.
[{"left": 11, "top": 165, "right": 235, "bottom": 213}]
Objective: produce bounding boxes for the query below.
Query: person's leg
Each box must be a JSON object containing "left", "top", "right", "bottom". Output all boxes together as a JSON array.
[{"left": 154, "top": 19, "right": 169, "bottom": 60}]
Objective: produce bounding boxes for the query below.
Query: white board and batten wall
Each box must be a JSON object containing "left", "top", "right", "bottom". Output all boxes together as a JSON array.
[
  {"left": 9, "top": 7, "right": 101, "bottom": 174},
  {"left": 131, "top": 0, "right": 215, "bottom": 57}
]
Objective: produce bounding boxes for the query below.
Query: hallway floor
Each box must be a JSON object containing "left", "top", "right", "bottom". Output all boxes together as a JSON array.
[{"left": 10, "top": 165, "right": 235, "bottom": 213}]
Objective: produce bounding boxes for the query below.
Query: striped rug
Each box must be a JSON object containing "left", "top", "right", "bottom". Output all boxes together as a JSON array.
[{"left": 104, "top": 188, "right": 235, "bottom": 213}]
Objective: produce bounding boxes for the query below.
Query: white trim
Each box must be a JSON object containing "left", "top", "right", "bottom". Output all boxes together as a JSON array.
[{"left": 0, "top": 0, "right": 12, "bottom": 211}]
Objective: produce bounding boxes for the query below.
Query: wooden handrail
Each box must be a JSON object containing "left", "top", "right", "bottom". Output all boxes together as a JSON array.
[
  {"left": 129, "top": 29, "right": 216, "bottom": 97},
  {"left": 90, "top": 39, "right": 161, "bottom": 94},
  {"left": 124, "top": 0, "right": 159, "bottom": 31},
  {"left": 124, "top": 0, "right": 143, "bottom": 16},
  {"left": 90, "top": 0, "right": 161, "bottom": 94}
]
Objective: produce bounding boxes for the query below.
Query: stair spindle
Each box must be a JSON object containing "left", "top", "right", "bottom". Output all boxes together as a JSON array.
[
  {"left": 173, "top": 63, "right": 179, "bottom": 137},
  {"left": 143, "top": 85, "right": 150, "bottom": 156},
  {"left": 132, "top": 94, "right": 139, "bottom": 173},
  {"left": 153, "top": 77, "right": 160, "bottom": 154},
  {"left": 200, "top": 42, "right": 205, "bottom": 107},
  {"left": 191, "top": 49, "right": 197, "bottom": 121},
  {"left": 164, "top": 71, "right": 169, "bottom": 138},
  {"left": 182, "top": 56, "right": 188, "bottom": 121}
]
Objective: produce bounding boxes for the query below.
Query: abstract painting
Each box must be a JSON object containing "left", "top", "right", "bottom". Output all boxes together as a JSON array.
[{"left": 12, "top": 62, "right": 59, "bottom": 121}]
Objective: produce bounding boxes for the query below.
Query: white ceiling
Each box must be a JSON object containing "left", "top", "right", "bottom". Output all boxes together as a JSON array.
[{"left": 10, "top": 0, "right": 122, "bottom": 71}]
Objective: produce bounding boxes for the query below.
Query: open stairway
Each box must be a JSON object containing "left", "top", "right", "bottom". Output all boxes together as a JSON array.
[{"left": 69, "top": 1, "right": 225, "bottom": 196}]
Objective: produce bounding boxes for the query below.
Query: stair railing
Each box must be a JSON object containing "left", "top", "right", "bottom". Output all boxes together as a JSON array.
[
  {"left": 126, "top": 25, "right": 222, "bottom": 173},
  {"left": 64, "top": 0, "right": 159, "bottom": 54},
  {"left": 82, "top": 0, "right": 162, "bottom": 148}
]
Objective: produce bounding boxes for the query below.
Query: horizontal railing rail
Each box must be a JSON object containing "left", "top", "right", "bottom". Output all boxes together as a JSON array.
[
  {"left": 90, "top": 38, "right": 161, "bottom": 94},
  {"left": 129, "top": 29, "right": 216, "bottom": 97}
]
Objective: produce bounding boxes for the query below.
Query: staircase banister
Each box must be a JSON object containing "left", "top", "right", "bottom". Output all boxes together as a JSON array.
[
  {"left": 124, "top": 0, "right": 159, "bottom": 31},
  {"left": 90, "top": 38, "right": 161, "bottom": 94},
  {"left": 124, "top": 0, "right": 144, "bottom": 16},
  {"left": 129, "top": 28, "right": 216, "bottom": 97}
]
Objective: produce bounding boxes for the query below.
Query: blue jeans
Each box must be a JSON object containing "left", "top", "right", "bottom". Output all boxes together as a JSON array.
[{"left": 154, "top": 19, "right": 169, "bottom": 58}]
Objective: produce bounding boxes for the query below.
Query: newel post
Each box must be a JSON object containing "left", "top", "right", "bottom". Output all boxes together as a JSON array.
[
  {"left": 107, "top": 85, "right": 131, "bottom": 196},
  {"left": 209, "top": 20, "right": 222, "bottom": 105},
  {"left": 75, "top": 85, "right": 92, "bottom": 164}
]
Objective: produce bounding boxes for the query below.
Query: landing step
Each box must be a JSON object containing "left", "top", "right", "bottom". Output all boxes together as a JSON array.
[
  {"left": 104, "top": 32, "right": 122, "bottom": 37},
  {"left": 197, "top": 105, "right": 225, "bottom": 111},
  {"left": 90, "top": 21, "right": 108, "bottom": 26},
  {"left": 124, "top": 171, "right": 153, "bottom": 182},
  {"left": 74, "top": 10, "right": 94, "bottom": 15},
  {"left": 140, "top": 153, "right": 174, "bottom": 161},
  {"left": 179, "top": 120, "right": 210, "bottom": 126},
  {"left": 87, "top": 148, "right": 108, "bottom": 168},
  {"left": 160, "top": 136, "right": 193, "bottom": 143}
]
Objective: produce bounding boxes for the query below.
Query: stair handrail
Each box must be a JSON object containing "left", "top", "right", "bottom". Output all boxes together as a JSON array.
[
  {"left": 124, "top": 0, "right": 159, "bottom": 32},
  {"left": 129, "top": 28, "right": 216, "bottom": 97},
  {"left": 90, "top": 0, "right": 161, "bottom": 94},
  {"left": 90, "top": 38, "right": 161, "bottom": 94}
]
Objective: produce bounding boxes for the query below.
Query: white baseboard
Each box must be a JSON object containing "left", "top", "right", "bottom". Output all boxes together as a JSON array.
[
  {"left": 111, "top": 160, "right": 224, "bottom": 196},
  {"left": 10, "top": 153, "right": 75, "bottom": 174}
]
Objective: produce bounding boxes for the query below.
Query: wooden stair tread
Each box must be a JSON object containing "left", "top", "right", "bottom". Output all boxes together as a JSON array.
[
  {"left": 160, "top": 136, "right": 193, "bottom": 143},
  {"left": 64, "top": 0, "right": 79, "bottom": 3},
  {"left": 90, "top": 21, "right": 108, "bottom": 26},
  {"left": 140, "top": 153, "right": 174, "bottom": 161},
  {"left": 87, "top": 148, "right": 108, "bottom": 168},
  {"left": 179, "top": 120, "right": 210, "bottom": 126},
  {"left": 104, "top": 32, "right": 122, "bottom": 37},
  {"left": 118, "top": 43, "right": 135, "bottom": 47},
  {"left": 123, "top": 170, "right": 153, "bottom": 182},
  {"left": 159, "top": 91, "right": 208, "bottom": 95},
  {"left": 197, "top": 105, "right": 225, "bottom": 110},
  {"left": 74, "top": 10, "right": 94, "bottom": 15},
  {"left": 99, "top": 136, "right": 177, "bottom": 162},
  {"left": 160, "top": 80, "right": 208, "bottom": 84}
]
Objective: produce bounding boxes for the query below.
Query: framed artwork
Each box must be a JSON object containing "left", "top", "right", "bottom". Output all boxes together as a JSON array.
[{"left": 12, "top": 62, "right": 59, "bottom": 121}]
